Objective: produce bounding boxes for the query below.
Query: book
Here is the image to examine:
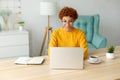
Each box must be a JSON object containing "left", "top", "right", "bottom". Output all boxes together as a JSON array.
[{"left": 14, "top": 56, "right": 45, "bottom": 65}]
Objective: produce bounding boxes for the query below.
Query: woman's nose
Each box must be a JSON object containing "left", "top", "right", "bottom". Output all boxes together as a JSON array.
[{"left": 66, "top": 22, "right": 70, "bottom": 26}]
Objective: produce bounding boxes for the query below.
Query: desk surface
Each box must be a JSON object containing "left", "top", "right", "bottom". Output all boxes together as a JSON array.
[{"left": 0, "top": 46, "right": 120, "bottom": 80}]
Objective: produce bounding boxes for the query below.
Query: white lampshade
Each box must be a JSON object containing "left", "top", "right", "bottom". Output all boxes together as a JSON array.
[{"left": 40, "top": 2, "right": 57, "bottom": 15}]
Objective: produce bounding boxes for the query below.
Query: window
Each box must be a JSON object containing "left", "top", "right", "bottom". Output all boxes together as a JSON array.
[{"left": 0, "top": 0, "right": 21, "bottom": 14}]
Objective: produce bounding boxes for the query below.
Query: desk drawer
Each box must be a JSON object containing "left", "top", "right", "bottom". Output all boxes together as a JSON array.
[
  {"left": 0, "top": 34, "right": 29, "bottom": 47},
  {"left": 0, "top": 45, "right": 29, "bottom": 58}
]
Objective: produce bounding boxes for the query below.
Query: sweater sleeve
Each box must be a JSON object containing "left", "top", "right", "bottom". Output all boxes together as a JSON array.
[
  {"left": 79, "top": 32, "right": 88, "bottom": 60},
  {"left": 48, "top": 30, "right": 58, "bottom": 57}
]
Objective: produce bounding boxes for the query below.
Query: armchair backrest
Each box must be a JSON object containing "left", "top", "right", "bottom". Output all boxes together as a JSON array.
[{"left": 74, "top": 15, "right": 99, "bottom": 43}]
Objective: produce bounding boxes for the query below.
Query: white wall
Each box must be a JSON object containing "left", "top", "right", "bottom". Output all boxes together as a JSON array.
[{"left": 21, "top": 0, "right": 120, "bottom": 56}]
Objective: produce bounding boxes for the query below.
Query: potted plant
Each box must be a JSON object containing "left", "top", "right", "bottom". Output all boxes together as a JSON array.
[
  {"left": 17, "top": 21, "right": 24, "bottom": 31},
  {"left": 106, "top": 45, "right": 115, "bottom": 59}
]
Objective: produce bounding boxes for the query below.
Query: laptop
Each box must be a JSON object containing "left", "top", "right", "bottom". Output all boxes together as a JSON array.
[{"left": 50, "top": 47, "right": 84, "bottom": 70}]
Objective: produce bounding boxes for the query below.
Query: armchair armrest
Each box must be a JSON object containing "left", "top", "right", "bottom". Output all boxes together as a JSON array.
[{"left": 92, "top": 34, "right": 107, "bottom": 48}]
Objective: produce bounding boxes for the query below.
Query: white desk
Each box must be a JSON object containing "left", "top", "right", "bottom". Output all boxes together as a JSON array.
[{"left": 0, "top": 46, "right": 120, "bottom": 80}]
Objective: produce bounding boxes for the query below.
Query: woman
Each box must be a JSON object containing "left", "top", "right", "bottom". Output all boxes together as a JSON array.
[{"left": 48, "top": 7, "right": 88, "bottom": 59}]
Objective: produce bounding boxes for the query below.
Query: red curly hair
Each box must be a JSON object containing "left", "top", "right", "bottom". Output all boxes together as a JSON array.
[{"left": 59, "top": 7, "right": 78, "bottom": 21}]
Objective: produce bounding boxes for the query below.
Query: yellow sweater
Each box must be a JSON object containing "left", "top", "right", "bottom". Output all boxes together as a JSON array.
[{"left": 48, "top": 27, "right": 88, "bottom": 59}]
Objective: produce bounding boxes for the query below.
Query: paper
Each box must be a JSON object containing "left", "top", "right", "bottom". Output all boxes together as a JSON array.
[{"left": 14, "top": 56, "right": 45, "bottom": 65}]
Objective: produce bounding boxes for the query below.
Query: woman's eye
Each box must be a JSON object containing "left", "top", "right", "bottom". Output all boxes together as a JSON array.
[{"left": 63, "top": 21, "right": 67, "bottom": 22}]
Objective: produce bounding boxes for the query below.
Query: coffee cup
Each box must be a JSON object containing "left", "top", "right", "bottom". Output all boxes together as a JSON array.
[{"left": 89, "top": 55, "right": 99, "bottom": 62}]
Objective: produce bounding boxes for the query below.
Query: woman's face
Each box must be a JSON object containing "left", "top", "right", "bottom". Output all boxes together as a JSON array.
[{"left": 62, "top": 16, "right": 74, "bottom": 31}]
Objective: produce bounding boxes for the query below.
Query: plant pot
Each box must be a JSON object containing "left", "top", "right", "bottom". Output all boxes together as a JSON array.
[
  {"left": 106, "top": 53, "right": 115, "bottom": 59},
  {"left": 19, "top": 26, "right": 23, "bottom": 31}
]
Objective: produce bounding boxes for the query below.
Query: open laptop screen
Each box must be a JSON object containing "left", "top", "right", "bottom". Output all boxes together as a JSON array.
[{"left": 50, "top": 47, "right": 84, "bottom": 70}]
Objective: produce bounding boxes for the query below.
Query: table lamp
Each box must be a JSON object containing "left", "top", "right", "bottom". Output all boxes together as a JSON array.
[{"left": 40, "top": 1, "right": 57, "bottom": 56}]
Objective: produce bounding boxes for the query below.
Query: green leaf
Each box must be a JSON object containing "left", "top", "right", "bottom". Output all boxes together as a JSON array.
[
  {"left": 108, "top": 45, "right": 115, "bottom": 53},
  {"left": 18, "top": 21, "right": 24, "bottom": 26}
]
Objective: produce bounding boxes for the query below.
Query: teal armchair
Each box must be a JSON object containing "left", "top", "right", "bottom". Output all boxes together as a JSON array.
[{"left": 74, "top": 15, "right": 107, "bottom": 50}]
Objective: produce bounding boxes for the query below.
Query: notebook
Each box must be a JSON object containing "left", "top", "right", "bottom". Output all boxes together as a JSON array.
[
  {"left": 14, "top": 56, "right": 45, "bottom": 65},
  {"left": 50, "top": 47, "right": 84, "bottom": 69}
]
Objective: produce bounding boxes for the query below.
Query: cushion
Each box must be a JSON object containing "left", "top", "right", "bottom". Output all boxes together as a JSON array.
[{"left": 88, "top": 43, "right": 96, "bottom": 50}]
